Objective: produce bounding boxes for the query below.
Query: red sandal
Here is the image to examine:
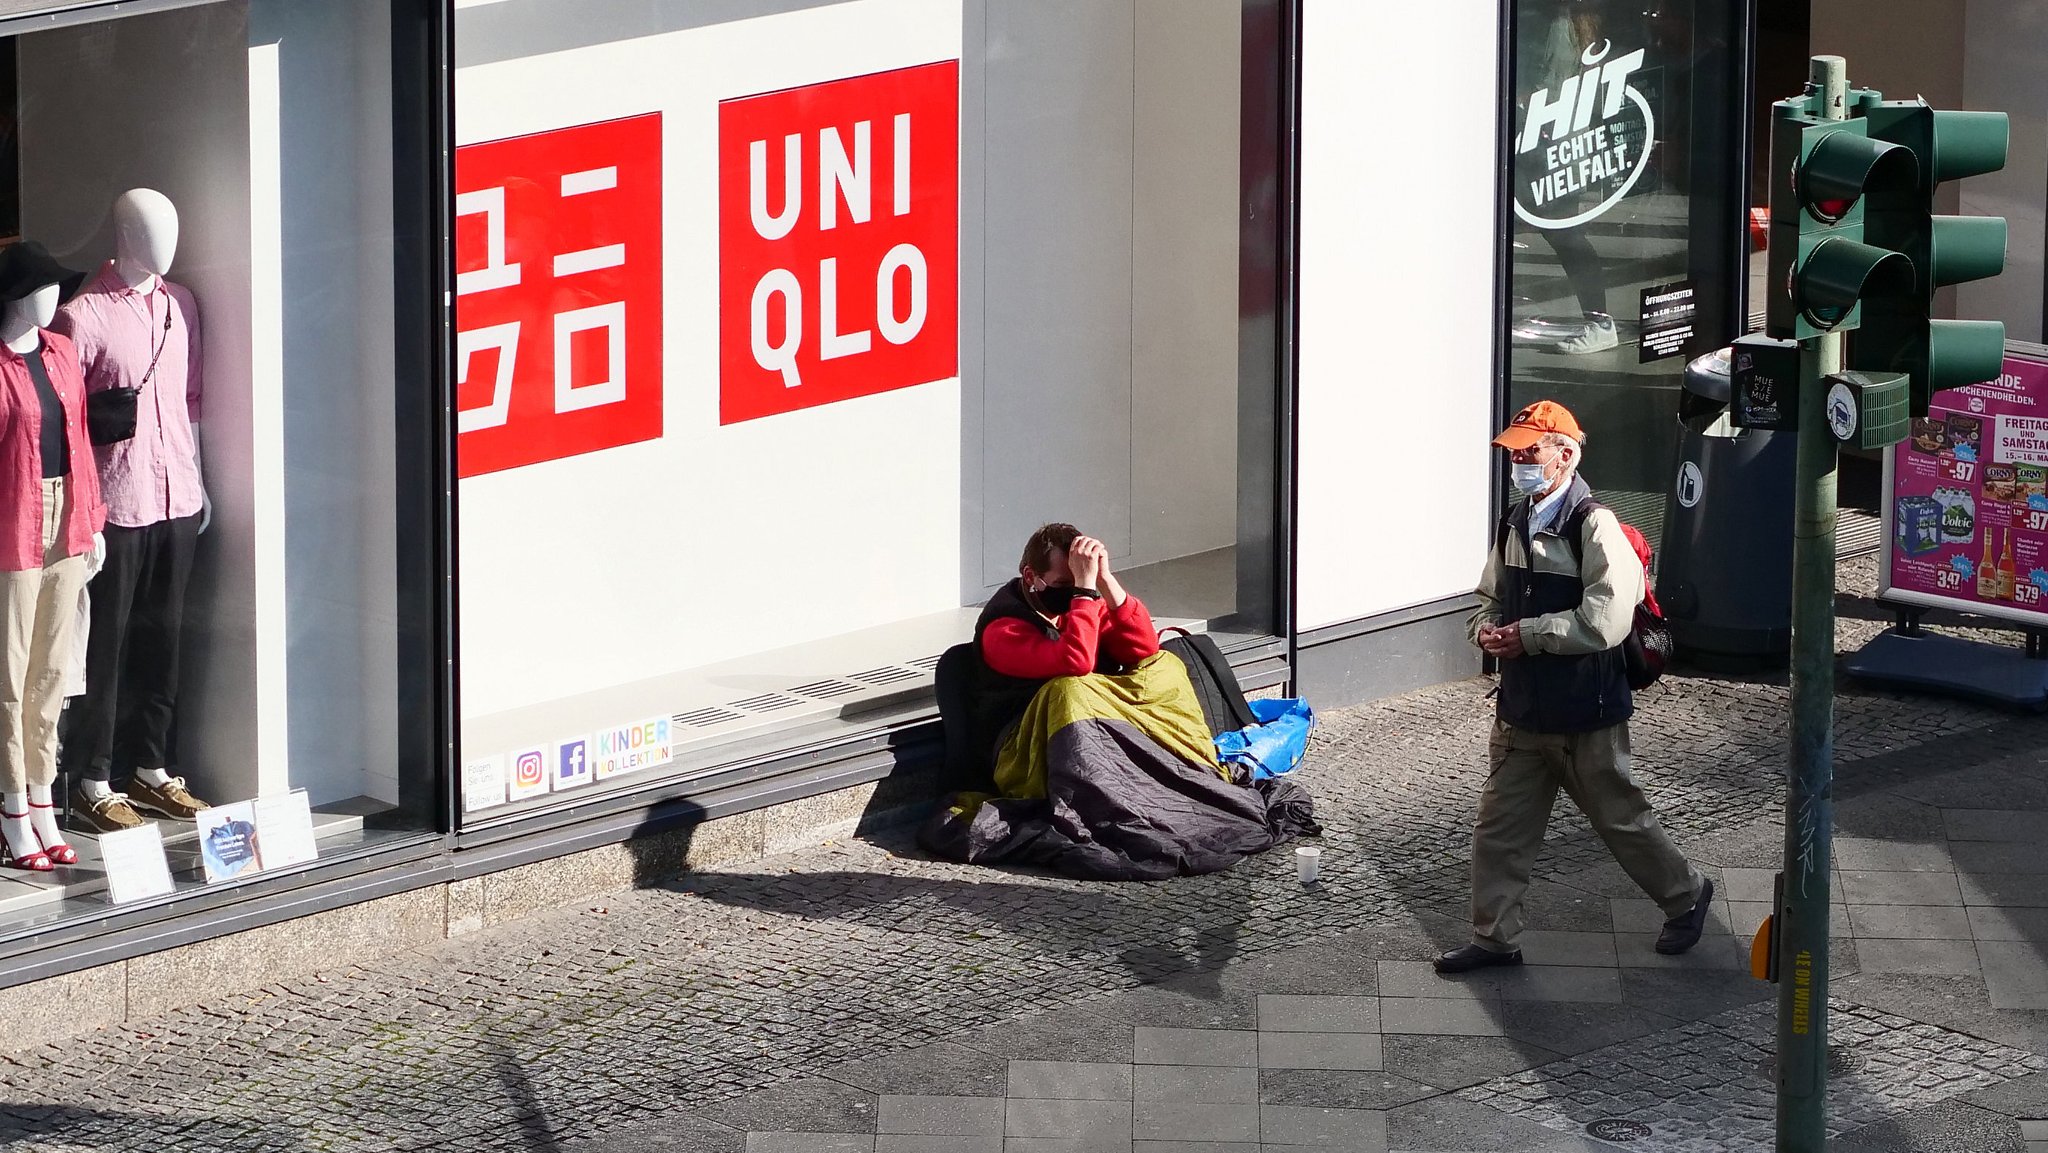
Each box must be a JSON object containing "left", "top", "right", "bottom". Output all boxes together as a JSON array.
[
  {"left": 28, "top": 802, "right": 76, "bottom": 865},
  {"left": 2, "top": 811, "right": 53, "bottom": 872}
]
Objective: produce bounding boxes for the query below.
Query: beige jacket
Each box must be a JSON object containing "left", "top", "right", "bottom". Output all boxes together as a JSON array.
[{"left": 1467, "top": 500, "right": 1643, "bottom": 656}]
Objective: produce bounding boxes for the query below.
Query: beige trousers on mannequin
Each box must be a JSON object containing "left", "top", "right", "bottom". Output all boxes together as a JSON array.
[{"left": 0, "top": 478, "right": 88, "bottom": 794}]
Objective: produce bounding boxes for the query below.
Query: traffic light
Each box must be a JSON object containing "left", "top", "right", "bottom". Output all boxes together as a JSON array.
[
  {"left": 1765, "top": 91, "right": 1919, "bottom": 341},
  {"left": 1849, "top": 101, "right": 2010, "bottom": 414}
]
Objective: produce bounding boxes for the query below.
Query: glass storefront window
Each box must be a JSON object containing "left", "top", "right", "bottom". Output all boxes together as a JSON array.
[
  {"left": 1505, "top": 0, "right": 1746, "bottom": 545},
  {"left": 452, "top": 0, "right": 1281, "bottom": 821},
  {"left": 0, "top": 0, "right": 441, "bottom": 936}
]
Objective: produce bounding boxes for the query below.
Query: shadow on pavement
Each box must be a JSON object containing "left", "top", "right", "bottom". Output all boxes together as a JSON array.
[
  {"left": 0, "top": 1104, "right": 309, "bottom": 1151},
  {"left": 675, "top": 862, "right": 1253, "bottom": 994}
]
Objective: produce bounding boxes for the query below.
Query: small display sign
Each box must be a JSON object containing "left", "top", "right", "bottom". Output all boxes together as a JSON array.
[
  {"left": 1638, "top": 280, "right": 1697, "bottom": 363},
  {"left": 197, "top": 802, "right": 263, "bottom": 883},
  {"left": 252, "top": 790, "right": 320, "bottom": 871},
  {"left": 101, "top": 824, "right": 177, "bottom": 905}
]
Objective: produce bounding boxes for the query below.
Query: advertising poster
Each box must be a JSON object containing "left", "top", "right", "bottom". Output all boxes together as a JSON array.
[{"left": 1884, "top": 354, "right": 2048, "bottom": 625}]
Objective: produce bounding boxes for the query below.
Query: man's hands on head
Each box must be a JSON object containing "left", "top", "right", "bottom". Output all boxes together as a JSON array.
[
  {"left": 1065, "top": 535, "right": 1131, "bottom": 609},
  {"left": 1069, "top": 536, "right": 1107, "bottom": 589},
  {"left": 1478, "top": 621, "right": 1525, "bottom": 659}
]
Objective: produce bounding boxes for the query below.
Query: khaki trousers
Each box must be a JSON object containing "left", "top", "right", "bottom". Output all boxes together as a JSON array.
[
  {"left": 1, "top": 478, "right": 88, "bottom": 794},
  {"left": 1469, "top": 718, "right": 1703, "bottom": 952}
]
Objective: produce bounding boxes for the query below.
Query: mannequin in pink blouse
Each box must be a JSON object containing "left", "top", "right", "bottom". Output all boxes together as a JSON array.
[{"left": 0, "top": 251, "right": 106, "bottom": 870}]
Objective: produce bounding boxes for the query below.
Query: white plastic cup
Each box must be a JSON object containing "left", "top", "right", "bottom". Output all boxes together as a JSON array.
[{"left": 1296, "top": 845, "right": 1322, "bottom": 884}]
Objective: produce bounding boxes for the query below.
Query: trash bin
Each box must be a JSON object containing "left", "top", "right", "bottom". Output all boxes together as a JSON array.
[{"left": 1654, "top": 346, "right": 1796, "bottom": 668}]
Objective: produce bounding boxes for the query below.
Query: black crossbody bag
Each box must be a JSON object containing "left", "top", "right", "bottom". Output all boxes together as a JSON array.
[{"left": 85, "top": 297, "right": 172, "bottom": 446}]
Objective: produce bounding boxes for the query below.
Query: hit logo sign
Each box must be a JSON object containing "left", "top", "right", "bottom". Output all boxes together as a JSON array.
[
  {"left": 719, "top": 61, "right": 959, "bottom": 424},
  {"left": 455, "top": 113, "right": 664, "bottom": 477}
]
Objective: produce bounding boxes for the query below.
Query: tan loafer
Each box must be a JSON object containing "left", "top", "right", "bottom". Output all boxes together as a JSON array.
[
  {"left": 125, "top": 776, "right": 208, "bottom": 820},
  {"left": 70, "top": 786, "right": 144, "bottom": 833}
]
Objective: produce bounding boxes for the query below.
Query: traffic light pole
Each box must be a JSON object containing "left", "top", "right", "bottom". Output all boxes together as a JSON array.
[{"left": 1777, "top": 52, "right": 1845, "bottom": 1153}]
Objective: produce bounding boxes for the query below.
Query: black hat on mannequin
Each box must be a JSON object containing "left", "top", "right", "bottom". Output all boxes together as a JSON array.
[{"left": 0, "top": 240, "right": 85, "bottom": 304}]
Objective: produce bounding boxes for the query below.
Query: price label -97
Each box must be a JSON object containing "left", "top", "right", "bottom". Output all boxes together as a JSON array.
[
  {"left": 1942, "top": 458, "right": 1977, "bottom": 483},
  {"left": 2017, "top": 508, "right": 2048, "bottom": 533}
]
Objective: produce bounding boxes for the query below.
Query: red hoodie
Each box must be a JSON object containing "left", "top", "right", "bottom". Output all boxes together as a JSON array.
[{"left": 980, "top": 591, "right": 1161, "bottom": 680}]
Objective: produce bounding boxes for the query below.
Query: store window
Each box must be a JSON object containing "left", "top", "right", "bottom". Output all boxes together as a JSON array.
[
  {"left": 452, "top": 0, "right": 1281, "bottom": 821},
  {"left": 1504, "top": 0, "right": 1747, "bottom": 544},
  {"left": 0, "top": 0, "right": 442, "bottom": 935}
]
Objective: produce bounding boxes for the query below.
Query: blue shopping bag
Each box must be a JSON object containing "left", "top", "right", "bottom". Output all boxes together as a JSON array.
[{"left": 1214, "top": 698, "right": 1315, "bottom": 780}]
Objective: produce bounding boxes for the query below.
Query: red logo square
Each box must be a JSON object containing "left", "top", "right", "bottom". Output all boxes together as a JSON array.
[
  {"left": 454, "top": 113, "right": 664, "bottom": 477},
  {"left": 718, "top": 61, "right": 960, "bottom": 424}
]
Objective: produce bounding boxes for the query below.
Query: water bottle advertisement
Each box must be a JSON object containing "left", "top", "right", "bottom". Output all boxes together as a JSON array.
[{"left": 1883, "top": 352, "right": 2048, "bottom": 624}]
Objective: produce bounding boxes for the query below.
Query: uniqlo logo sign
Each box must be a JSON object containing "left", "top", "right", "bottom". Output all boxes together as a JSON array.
[
  {"left": 454, "top": 113, "right": 663, "bottom": 478},
  {"left": 719, "top": 61, "right": 959, "bottom": 424}
]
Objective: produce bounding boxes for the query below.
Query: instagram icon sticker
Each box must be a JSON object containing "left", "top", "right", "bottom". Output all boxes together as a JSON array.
[
  {"left": 508, "top": 748, "right": 550, "bottom": 801},
  {"left": 554, "top": 737, "right": 593, "bottom": 792}
]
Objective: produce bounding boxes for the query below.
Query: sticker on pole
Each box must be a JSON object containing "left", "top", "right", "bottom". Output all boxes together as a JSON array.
[
  {"left": 1513, "top": 40, "right": 1657, "bottom": 230},
  {"left": 1826, "top": 381, "right": 1859, "bottom": 441}
]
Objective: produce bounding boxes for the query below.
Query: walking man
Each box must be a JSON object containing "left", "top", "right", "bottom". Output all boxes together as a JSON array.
[{"left": 1436, "top": 400, "right": 1714, "bottom": 974}]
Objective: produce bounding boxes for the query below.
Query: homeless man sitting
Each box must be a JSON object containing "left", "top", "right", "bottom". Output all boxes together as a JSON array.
[{"left": 919, "top": 523, "right": 1317, "bottom": 880}]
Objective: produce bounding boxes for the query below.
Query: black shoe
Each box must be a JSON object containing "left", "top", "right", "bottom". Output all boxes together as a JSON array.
[
  {"left": 1434, "top": 944, "right": 1524, "bottom": 974},
  {"left": 1656, "top": 877, "right": 1716, "bottom": 955}
]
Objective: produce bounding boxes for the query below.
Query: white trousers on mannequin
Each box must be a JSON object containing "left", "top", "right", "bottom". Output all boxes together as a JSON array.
[{"left": 1, "top": 477, "right": 88, "bottom": 794}]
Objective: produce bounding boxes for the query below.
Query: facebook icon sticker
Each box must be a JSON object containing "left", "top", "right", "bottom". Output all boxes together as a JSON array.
[{"left": 555, "top": 737, "right": 593, "bottom": 791}]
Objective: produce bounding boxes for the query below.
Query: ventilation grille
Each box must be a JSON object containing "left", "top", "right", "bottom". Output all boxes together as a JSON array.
[
  {"left": 665, "top": 657, "right": 941, "bottom": 736},
  {"left": 675, "top": 706, "right": 744, "bottom": 729},
  {"left": 850, "top": 665, "right": 922, "bottom": 686},
  {"left": 790, "top": 679, "right": 863, "bottom": 700}
]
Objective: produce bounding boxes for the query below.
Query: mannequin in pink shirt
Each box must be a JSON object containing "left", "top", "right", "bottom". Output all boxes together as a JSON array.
[{"left": 54, "top": 190, "right": 214, "bottom": 832}]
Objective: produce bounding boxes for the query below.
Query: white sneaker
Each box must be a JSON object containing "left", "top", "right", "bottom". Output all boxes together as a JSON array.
[{"left": 1555, "top": 314, "right": 1619, "bottom": 355}]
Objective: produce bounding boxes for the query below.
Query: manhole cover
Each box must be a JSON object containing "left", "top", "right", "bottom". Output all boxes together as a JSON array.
[
  {"left": 1758, "top": 1045, "right": 1864, "bottom": 1079},
  {"left": 1587, "top": 1119, "right": 1653, "bottom": 1142}
]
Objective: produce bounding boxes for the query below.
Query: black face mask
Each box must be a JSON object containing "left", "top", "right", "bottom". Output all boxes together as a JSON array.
[{"left": 1033, "top": 586, "right": 1080, "bottom": 614}]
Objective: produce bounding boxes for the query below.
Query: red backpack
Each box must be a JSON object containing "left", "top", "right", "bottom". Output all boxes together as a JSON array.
[{"left": 1567, "top": 505, "right": 1672, "bottom": 690}]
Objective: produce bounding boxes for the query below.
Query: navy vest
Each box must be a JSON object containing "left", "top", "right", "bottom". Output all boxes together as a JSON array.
[
  {"left": 962, "top": 580, "right": 1124, "bottom": 773},
  {"left": 1495, "top": 479, "right": 1633, "bottom": 734}
]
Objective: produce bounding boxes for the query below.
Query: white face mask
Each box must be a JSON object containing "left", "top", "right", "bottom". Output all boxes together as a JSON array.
[{"left": 1510, "top": 462, "right": 1553, "bottom": 497}]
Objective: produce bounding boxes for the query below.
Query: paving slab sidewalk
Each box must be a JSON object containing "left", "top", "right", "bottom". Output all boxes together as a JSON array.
[{"left": 0, "top": 559, "right": 2044, "bottom": 1152}]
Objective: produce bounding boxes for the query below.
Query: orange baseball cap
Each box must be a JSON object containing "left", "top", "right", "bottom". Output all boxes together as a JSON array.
[{"left": 1492, "top": 400, "right": 1584, "bottom": 451}]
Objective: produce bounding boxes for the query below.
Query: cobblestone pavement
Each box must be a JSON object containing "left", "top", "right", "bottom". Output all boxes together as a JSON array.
[{"left": 0, "top": 559, "right": 2044, "bottom": 1151}]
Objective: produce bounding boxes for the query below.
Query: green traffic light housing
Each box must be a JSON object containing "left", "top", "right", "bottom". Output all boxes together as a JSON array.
[
  {"left": 1797, "top": 131, "right": 1915, "bottom": 223},
  {"left": 1766, "top": 103, "right": 1921, "bottom": 340},
  {"left": 1849, "top": 99, "right": 2011, "bottom": 414},
  {"left": 1792, "top": 237, "right": 1913, "bottom": 332}
]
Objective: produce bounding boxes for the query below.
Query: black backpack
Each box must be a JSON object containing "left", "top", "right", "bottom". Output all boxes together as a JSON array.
[{"left": 1159, "top": 629, "right": 1257, "bottom": 737}]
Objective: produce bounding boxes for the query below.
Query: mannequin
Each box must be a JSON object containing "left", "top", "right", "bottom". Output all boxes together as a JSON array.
[
  {"left": 53, "top": 189, "right": 212, "bottom": 833},
  {"left": 0, "top": 243, "right": 105, "bottom": 870}
]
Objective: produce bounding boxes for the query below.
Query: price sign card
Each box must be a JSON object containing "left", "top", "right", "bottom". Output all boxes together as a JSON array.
[
  {"left": 252, "top": 790, "right": 319, "bottom": 871},
  {"left": 101, "top": 824, "right": 177, "bottom": 905},
  {"left": 196, "top": 801, "right": 264, "bottom": 883}
]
